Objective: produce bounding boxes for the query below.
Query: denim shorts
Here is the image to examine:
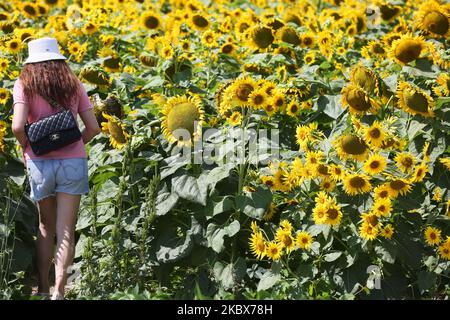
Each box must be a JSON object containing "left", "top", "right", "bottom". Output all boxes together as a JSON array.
[{"left": 26, "top": 158, "right": 89, "bottom": 202}]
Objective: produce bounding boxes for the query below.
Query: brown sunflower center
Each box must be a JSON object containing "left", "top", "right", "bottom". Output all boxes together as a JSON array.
[
  {"left": 369, "top": 128, "right": 381, "bottom": 139},
  {"left": 372, "top": 43, "right": 385, "bottom": 54},
  {"left": 379, "top": 190, "right": 389, "bottom": 198},
  {"left": 394, "top": 39, "right": 422, "bottom": 64},
  {"left": 221, "top": 44, "right": 233, "bottom": 54},
  {"left": 24, "top": 4, "right": 37, "bottom": 15},
  {"left": 368, "top": 215, "right": 378, "bottom": 227},
  {"left": 290, "top": 104, "right": 298, "bottom": 113},
  {"left": 380, "top": 5, "right": 400, "bottom": 21},
  {"left": 422, "top": 11, "right": 449, "bottom": 35},
  {"left": 144, "top": 16, "right": 160, "bottom": 29},
  {"left": 390, "top": 180, "right": 406, "bottom": 190},
  {"left": 252, "top": 26, "right": 274, "bottom": 49},
  {"left": 327, "top": 208, "right": 339, "bottom": 220},
  {"left": 341, "top": 135, "right": 368, "bottom": 155},
  {"left": 370, "top": 160, "right": 380, "bottom": 169},
  {"left": 10, "top": 42, "right": 18, "bottom": 49},
  {"left": 317, "top": 164, "right": 329, "bottom": 175},
  {"left": 302, "top": 37, "right": 313, "bottom": 46},
  {"left": 402, "top": 88, "right": 429, "bottom": 113},
  {"left": 349, "top": 176, "right": 366, "bottom": 188},
  {"left": 401, "top": 157, "right": 413, "bottom": 168},
  {"left": 257, "top": 240, "right": 265, "bottom": 251},
  {"left": 281, "top": 28, "right": 300, "bottom": 46},
  {"left": 0, "top": 93, "right": 6, "bottom": 99},
  {"left": 345, "top": 88, "right": 372, "bottom": 111},
  {"left": 284, "top": 236, "right": 293, "bottom": 246},
  {"left": 253, "top": 94, "right": 264, "bottom": 105},
  {"left": 430, "top": 232, "right": 436, "bottom": 240},
  {"left": 236, "top": 83, "right": 254, "bottom": 102},
  {"left": 192, "top": 15, "right": 209, "bottom": 29}
]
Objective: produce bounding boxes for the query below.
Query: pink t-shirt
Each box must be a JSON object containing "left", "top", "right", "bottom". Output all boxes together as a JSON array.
[{"left": 13, "top": 78, "right": 93, "bottom": 161}]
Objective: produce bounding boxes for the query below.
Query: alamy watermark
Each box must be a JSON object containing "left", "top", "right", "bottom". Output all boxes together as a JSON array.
[{"left": 169, "top": 123, "right": 280, "bottom": 167}]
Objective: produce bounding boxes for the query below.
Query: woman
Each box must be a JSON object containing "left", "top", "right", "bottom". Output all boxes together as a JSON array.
[{"left": 11, "top": 37, "right": 101, "bottom": 300}]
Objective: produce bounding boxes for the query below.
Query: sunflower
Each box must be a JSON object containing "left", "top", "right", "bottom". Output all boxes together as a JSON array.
[
  {"left": 334, "top": 134, "right": 369, "bottom": 162},
  {"left": 361, "top": 212, "right": 380, "bottom": 229},
  {"left": 433, "top": 73, "right": 450, "bottom": 97},
  {"left": 248, "top": 89, "right": 267, "bottom": 109},
  {"left": 5, "top": 38, "right": 22, "bottom": 54},
  {"left": 264, "top": 203, "right": 278, "bottom": 221},
  {"left": 329, "top": 164, "right": 345, "bottom": 181},
  {"left": 395, "top": 152, "right": 416, "bottom": 173},
  {"left": 296, "top": 231, "right": 313, "bottom": 250},
  {"left": 343, "top": 173, "right": 372, "bottom": 196},
  {"left": 277, "top": 26, "right": 301, "bottom": 46},
  {"left": 389, "top": 33, "right": 427, "bottom": 65},
  {"left": 228, "top": 111, "right": 242, "bottom": 126},
  {"left": 286, "top": 100, "right": 300, "bottom": 117},
  {"left": 424, "top": 226, "right": 441, "bottom": 246},
  {"left": 220, "top": 42, "right": 236, "bottom": 55},
  {"left": 439, "top": 157, "right": 450, "bottom": 170},
  {"left": 101, "top": 113, "right": 130, "bottom": 150},
  {"left": 0, "top": 88, "right": 10, "bottom": 105},
  {"left": 410, "top": 162, "right": 428, "bottom": 182},
  {"left": 325, "top": 202, "right": 343, "bottom": 225},
  {"left": 275, "top": 228, "right": 295, "bottom": 253},
  {"left": 0, "top": 58, "right": 9, "bottom": 73},
  {"left": 361, "top": 41, "right": 386, "bottom": 60},
  {"left": 280, "top": 219, "right": 293, "bottom": 233},
  {"left": 230, "top": 77, "right": 257, "bottom": 106},
  {"left": 320, "top": 178, "right": 336, "bottom": 193},
  {"left": 363, "top": 121, "right": 386, "bottom": 148},
  {"left": 189, "top": 13, "right": 210, "bottom": 31},
  {"left": 261, "top": 176, "right": 275, "bottom": 189},
  {"left": 161, "top": 95, "right": 204, "bottom": 147},
  {"left": 303, "top": 51, "right": 316, "bottom": 65},
  {"left": 247, "top": 25, "right": 274, "bottom": 50},
  {"left": 439, "top": 242, "right": 450, "bottom": 260},
  {"left": 374, "top": 184, "right": 391, "bottom": 200},
  {"left": 415, "top": 1, "right": 450, "bottom": 38},
  {"left": 349, "top": 65, "right": 379, "bottom": 95},
  {"left": 341, "top": 84, "right": 380, "bottom": 115},
  {"left": 265, "top": 241, "right": 283, "bottom": 261},
  {"left": 21, "top": 2, "right": 38, "bottom": 18},
  {"left": 359, "top": 222, "right": 379, "bottom": 241},
  {"left": 380, "top": 224, "right": 394, "bottom": 239},
  {"left": 363, "top": 153, "right": 387, "bottom": 175},
  {"left": 385, "top": 178, "right": 412, "bottom": 197},
  {"left": 83, "top": 21, "right": 98, "bottom": 34},
  {"left": 432, "top": 187, "right": 442, "bottom": 202},
  {"left": 79, "top": 67, "right": 111, "bottom": 86},
  {"left": 397, "top": 81, "right": 434, "bottom": 117},
  {"left": 372, "top": 198, "right": 392, "bottom": 217},
  {"left": 201, "top": 30, "right": 217, "bottom": 47},
  {"left": 141, "top": 11, "right": 162, "bottom": 30},
  {"left": 379, "top": 2, "right": 402, "bottom": 22},
  {"left": 263, "top": 103, "right": 277, "bottom": 117},
  {"left": 312, "top": 204, "right": 328, "bottom": 224},
  {"left": 249, "top": 230, "right": 266, "bottom": 260},
  {"left": 15, "top": 28, "right": 35, "bottom": 43}
]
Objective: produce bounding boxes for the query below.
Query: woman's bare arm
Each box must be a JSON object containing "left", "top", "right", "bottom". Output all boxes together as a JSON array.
[
  {"left": 79, "top": 108, "right": 101, "bottom": 144},
  {"left": 11, "top": 102, "right": 29, "bottom": 147}
]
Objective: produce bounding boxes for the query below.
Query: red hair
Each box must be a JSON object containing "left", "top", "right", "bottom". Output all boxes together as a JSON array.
[{"left": 19, "top": 60, "right": 81, "bottom": 109}]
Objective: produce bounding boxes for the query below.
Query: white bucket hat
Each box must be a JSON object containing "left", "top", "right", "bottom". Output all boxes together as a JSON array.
[{"left": 23, "top": 37, "right": 67, "bottom": 65}]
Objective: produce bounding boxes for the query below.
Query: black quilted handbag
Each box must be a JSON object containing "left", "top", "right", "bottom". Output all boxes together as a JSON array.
[{"left": 24, "top": 95, "right": 82, "bottom": 155}]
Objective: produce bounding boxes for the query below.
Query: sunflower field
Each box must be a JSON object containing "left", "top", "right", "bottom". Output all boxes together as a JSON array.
[{"left": 1, "top": 0, "right": 450, "bottom": 300}]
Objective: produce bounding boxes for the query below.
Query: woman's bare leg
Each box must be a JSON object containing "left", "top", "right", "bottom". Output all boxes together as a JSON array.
[
  {"left": 36, "top": 196, "right": 57, "bottom": 295},
  {"left": 53, "top": 192, "right": 80, "bottom": 298}
]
